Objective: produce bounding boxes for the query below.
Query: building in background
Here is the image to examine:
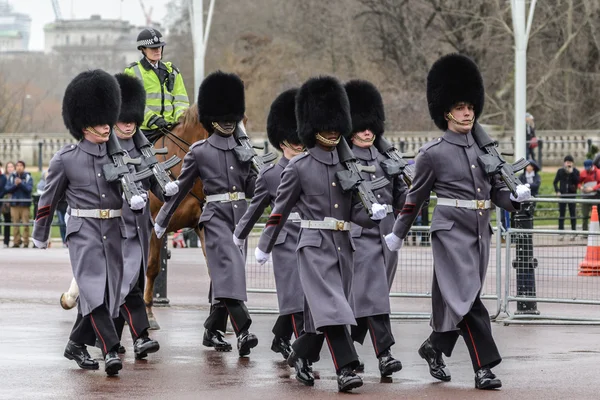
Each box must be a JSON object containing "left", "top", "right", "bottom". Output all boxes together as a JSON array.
[{"left": 0, "top": 1, "right": 32, "bottom": 52}]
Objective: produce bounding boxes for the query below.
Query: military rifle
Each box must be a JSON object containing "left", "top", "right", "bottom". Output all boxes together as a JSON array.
[
  {"left": 233, "top": 122, "right": 277, "bottom": 172},
  {"left": 103, "top": 130, "right": 153, "bottom": 205},
  {"left": 374, "top": 135, "right": 415, "bottom": 187},
  {"left": 471, "top": 122, "right": 529, "bottom": 197},
  {"left": 132, "top": 130, "right": 181, "bottom": 194},
  {"left": 335, "top": 138, "right": 390, "bottom": 216}
]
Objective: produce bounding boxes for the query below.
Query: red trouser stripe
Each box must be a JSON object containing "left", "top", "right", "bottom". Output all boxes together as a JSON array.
[
  {"left": 291, "top": 315, "right": 299, "bottom": 339},
  {"left": 90, "top": 315, "right": 107, "bottom": 354},
  {"left": 465, "top": 321, "right": 481, "bottom": 368},
  {"left": 324, "top": 332, "right": 339, "bottom": 371},
  {"left": 123, "top": 304, "right": 139, "bottom": 339},
  {"left": 367, "top": 319, "right": 379, "bottom": 355}
]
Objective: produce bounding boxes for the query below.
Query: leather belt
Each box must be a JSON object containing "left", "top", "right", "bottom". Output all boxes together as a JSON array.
[
  {"left": 69, "top": 209, "right": 122, "bottom": 219},
  {"left": 205, "top": 192, "right": 246, "bottom": 203},
  {"left": 436, "top": 198, "right": 492, "bottom": 210},
  {"left": 288, "top": 212, "right": 301, "bottom": 222},
  {"left": 300, "top": 217, "right": 351, "bottom": 231}
]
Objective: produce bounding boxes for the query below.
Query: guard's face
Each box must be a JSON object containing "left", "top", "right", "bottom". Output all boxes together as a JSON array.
[
  {"left": 115, "top": 121, "right": 136, "bottom": 139},
  {"left": 83, "top": 124, "right": 111, "bottom": 144},
  {"left": 351, "top": 129, "right": 375, "bottom": 148},
  {"left": 143, "top": 46, "right": 162, "bottom": 62},
  {"left": 447, "top": 102, "right": 474, "bottom": 134}
]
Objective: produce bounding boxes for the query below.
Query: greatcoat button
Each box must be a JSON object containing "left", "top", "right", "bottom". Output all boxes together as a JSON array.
[
  {"left": 334, "top": 204, "right": 339, "bottom": 208},
  {"left": 103, "top": 236, "right": 107, "bottom": 240}
]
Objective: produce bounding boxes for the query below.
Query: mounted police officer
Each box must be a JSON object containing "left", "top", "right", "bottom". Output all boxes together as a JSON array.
[
  {"left": 344, "top": 80, "right": 406, "bottom": 378},
  {"left": 234, "top": 88, "right": 306, "bottom": 361},
  {"left": 154, "top": 71, "right": 259, "bottom": 358},
  {"left": 124, "top": 27, "right": 189, "bottom": 137},
  {"left": 254, "top": 76, "right": 388, "bottom": 392},
  {"left": 33, "top": 69, "right": 147, "bottom": 376},
  {"left": 384, "top": 54, "right": 532, "bottom": 390}
]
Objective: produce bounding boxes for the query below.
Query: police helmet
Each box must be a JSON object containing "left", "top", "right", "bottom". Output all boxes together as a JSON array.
[{"left": 136, "top": 28, "right": 166, "bottom": 50}]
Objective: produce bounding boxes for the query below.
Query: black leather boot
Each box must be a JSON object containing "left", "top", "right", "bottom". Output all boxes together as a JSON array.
[
  {"left": 134, "top": 336, "right": 160, "bottom": 359},
  {"left": 354, "top": 358, "right": 365, "bottom": 372},
  {"left": 475, "top": 367, "right": 502, "bottom": 390},
  {"left": 202, "top": 329, "right": 232, "bottom": 352},
  {"left": 104, "top": 351, "right": 123, "bottom": 376},
  {"left": 337, "top": 366, "right": 363, "bottom": 392},
  {"left": 271, "top": 336, "right": 292, "bottom": 360},
  {"left": 418, "top": 339, "right": 451, "bottom": 381},
  {"left": 237, "top": 330, "right": 258, "bottom": 357},
  {"left": 287, "top": 350, "right": 315, "bottom": 386},
  {"left": 64, "top": 340, "right": 99, "bottom": 370},
  {"left": 378, "top": 349, "right": 403, "bottom": 377}
]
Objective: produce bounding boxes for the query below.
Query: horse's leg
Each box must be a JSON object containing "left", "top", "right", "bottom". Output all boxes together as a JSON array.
[{"left": 145, "top": 233, "right": 162, "bottom": 330}]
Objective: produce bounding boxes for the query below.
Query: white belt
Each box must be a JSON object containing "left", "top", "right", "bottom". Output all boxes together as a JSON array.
[
  {"left": 69, "top": 209, "right": 122, "bottom": 219},
  {"left": 205, "top": 192, "right": 246, "bottom": 203},
  {"left": 437, "top": 198, "right": 492, "bottom": 210},
  {"left": 300, "top": 217, "right": 351, "bottom": 231},
  {"left": 288, "top": 212, "right": 301, "bottom": 222}
]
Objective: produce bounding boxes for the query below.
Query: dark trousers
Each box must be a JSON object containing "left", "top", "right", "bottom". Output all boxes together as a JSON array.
[
  {"left": 70, "top": 304, "right": 120, "bottom": 354},
  {"left": 272, "top": 312, "right": 304, "bottom": 340},
  {"left": 2, "top": 211, "right": 10, "bottom": 246},
  {"left": 292, "top": 326, "right": 358, "bottom": 373},
  {"left": 429, "top": 297, "right": 501, "bottom": 372},
  {"left": 114, "top": 271, "right": 150, "bottom": 342},
  {"left": 558, "top": 202, "right": 577, "bottom": 230},
  {"left": 351, "top": 314, "right": 395, "bottom": 357},
  {"left": 204, "top": 298, "right": 252, "bottom": 336}
]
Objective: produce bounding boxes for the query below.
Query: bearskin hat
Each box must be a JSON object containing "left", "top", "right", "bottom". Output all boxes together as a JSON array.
[
  {"left": 344, "top": 80, "right": 385, "bottom": 136},
  {"left": 267, "top": 88, "right": 300, "bottom": 151},
  {"left": 197, "top": 71, "right": 245, "bottom": 132},
  {"left": 295, "top": 76, "right": 351, "bottom": 148},
  {"left": 62, "top": 69, "right": 121, "bottom": 140},
  {"left": 114, "top": 73, "right": 146, "bottom": 126},
  {"left": 426, "top": 53, "right": 484, "bottom": 131}
]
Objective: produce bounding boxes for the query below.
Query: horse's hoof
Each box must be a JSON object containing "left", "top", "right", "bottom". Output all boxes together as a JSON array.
[{"left": 60, "top": 293, "right": 77, "bottom": 310}]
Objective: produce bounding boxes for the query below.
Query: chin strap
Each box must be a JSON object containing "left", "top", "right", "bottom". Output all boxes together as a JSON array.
[
  {"left": 281, "top": 140, "right": 305, "bottom": 154},
  {"left": 316, "top": 133, "right": 341, "bottom": 147},
  {"left": 85, "top": 126, "right": 110, "bottom": 138},
  {"left": 114, "top": 124, "right": 136, "bottom": 137},
  {"left": 212, "top": 122, "right": 236, "bottom": 135},
  {"left": 446, "top": 112, "right": 475, "bottom": 126},
  {"left": 353, "top": 135, "right": 375, "bottom": 144}
]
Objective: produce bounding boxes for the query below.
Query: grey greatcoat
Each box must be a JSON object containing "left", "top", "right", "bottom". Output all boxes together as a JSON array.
[
  {"left": 156, "top": 133, "right": 256, "bottom": 302},
  {"left": 117, "top": 137, "right": 159, "bottom": 302},
  {"left": 257, "top": 146, "right": 377, "bottom": 331},
  {"left": 33, "top": 140, "right": 125, "bottom": 318},
  {"left": 235, "top": 156, "right": 304, "bottom": 315},
  {"left": 392, "top": 130, "right": 518, "bottom": 332},
  {"left": 350, "top": 146, "right": 407, "bottom": 318}
]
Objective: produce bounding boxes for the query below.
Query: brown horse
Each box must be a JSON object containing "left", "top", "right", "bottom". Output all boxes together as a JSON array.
[{"left": 145, "top": 104, "right": 209, "bottom": 329}]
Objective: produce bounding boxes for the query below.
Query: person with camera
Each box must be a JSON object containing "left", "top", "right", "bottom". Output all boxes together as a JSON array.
[{"left": 553, "top": 155, "right": 580, "bottom": 240}]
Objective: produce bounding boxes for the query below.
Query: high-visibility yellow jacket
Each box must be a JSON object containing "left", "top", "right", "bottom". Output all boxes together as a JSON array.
[{"left": 124, "top": 58, "right": 189, "bottom": 131}]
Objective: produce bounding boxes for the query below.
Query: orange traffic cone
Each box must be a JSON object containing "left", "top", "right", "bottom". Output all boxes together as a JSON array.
[{"left": 578, "top": 205, "right": 600, "bottom": 276}]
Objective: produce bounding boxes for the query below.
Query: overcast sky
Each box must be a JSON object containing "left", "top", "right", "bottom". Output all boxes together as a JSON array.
[{"left": 8, "top": 0, "right": 169, "bottom": 51}]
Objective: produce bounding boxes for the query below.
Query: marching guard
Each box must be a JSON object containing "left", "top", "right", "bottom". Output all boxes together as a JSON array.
[
  {"left": 384, "top": 54, "right": 532, "bottom": 389},
  {"left": 32, "top": 70, "right": 147, "bottom": 376},
  {"left": 154, "top": 71, "right": 259, "bottom": 357},
  {"left": 233, "top": 88, "right": 306, "bottom": 360},
  {"left": 254, "top": 76, "right": 388, "bottom": 392},
  {"left": 344, "top": 80, "right": 407, "bottom": 377}
]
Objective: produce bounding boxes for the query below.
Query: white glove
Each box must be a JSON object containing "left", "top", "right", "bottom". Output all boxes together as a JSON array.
[
  {"left": 371, "top": 203, "right": 388, "bottom": 220},
  {"left": 255, "top": 247, "right": 271, "bottom": 265},
  {"left": 384, "top": 233, "right": 403, "bottom": 252},
  {"left": 232, "top": 233, "right": 245, "bottom": 250},
  {"left": 33, "top": 238, "right": 49, "bottom": 249},
  {"left": 154, "top": 223, "right": 166, "bottom": 239},
  {"left": 130, "top": 194, "right": 146, "bottom": 210},
  {"left": 140, "top": 191, "right": 148, "bottom": 201},
  {"left": 510, "top": 184, "right": 532, "bottom": 202},
  {"left": 165, "top": 180, "right": 179, "bottom": 196}
]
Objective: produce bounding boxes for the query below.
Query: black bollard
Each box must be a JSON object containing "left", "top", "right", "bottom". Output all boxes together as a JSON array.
[
  {"left": 511, "top": 202, "right": 539, "bottom": 315},
  {"left": 153, "top": 235, "right": 171, "bottom": 306}
]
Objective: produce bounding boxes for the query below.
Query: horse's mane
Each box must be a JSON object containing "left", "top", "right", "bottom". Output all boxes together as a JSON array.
[{"left": 179, "top": 103, "right": 201, "bottom": 132}]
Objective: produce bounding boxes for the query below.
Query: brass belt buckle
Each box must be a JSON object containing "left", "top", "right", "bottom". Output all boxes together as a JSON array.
[
  {"left": 229, "top": 192, "right": 239, "bottom": 201},
  {"left": 336, "top": 221, "right": 345, "bottom": 231},
  {"left": 99, "top": 209, "right": 109, "bottom": 219},
  {"left": 477, "top": 200, "right": 485, "bottom": 210}
]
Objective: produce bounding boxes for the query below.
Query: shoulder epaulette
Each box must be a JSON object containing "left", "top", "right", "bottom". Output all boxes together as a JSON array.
[
  {"left": 288, "top": 151, "right": 310, "bottom": 167},
  {"left": 420, "top": 137, "right": 444, "bottom": 153},
  {"left": 190, "top": 139, "right": 207, "bottom": 149},
  {"left": 59, "top": 143, "right": 78, "bottom": 155},
  {"left": 259, "top": 162, "right": 276, "bottom": 177},
  {"left": 127, "top": 61, "right": 138, "bottom": 69}
]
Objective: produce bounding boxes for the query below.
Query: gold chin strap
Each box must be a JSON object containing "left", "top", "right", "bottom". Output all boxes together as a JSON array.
[
  {"left": 353, "top": 135, "right": 375, "bottom": 144},
  {"left": 446, "top": 112, "right": 474, "bottom": 126},
  {"left": 212, "top": 122, "right": 236, "bottom": 135},
  {"left": 85, "top": 126, "right": 110, "bottom": 138},
  {"left": 114, "top": 124, "right": 136, "bottom": 137},
  {"left": 282, "top": 140, "right": 306, "bottom": 154},
  {"left": 316, "top": 133, "right": 341, "bottom": 147}
]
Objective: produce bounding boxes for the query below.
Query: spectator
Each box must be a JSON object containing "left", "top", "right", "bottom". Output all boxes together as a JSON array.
[
  {"left": 553, "top": 155, "right": 579, "bottom": 240},
  {"left": 526, "top": 112, "right": 537, "bottom": 161},
  {"left": 2, "top": 162, "right": 15, "bottom": 248},
  {"left": 519, "top": 159, "right": 542, "bottom": 198},
  {"left": 4, "top": 160, "right": 33, "bottom": 248},
  {"left": 578, "top": 159, "right": 600, "bottom": 232}
]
